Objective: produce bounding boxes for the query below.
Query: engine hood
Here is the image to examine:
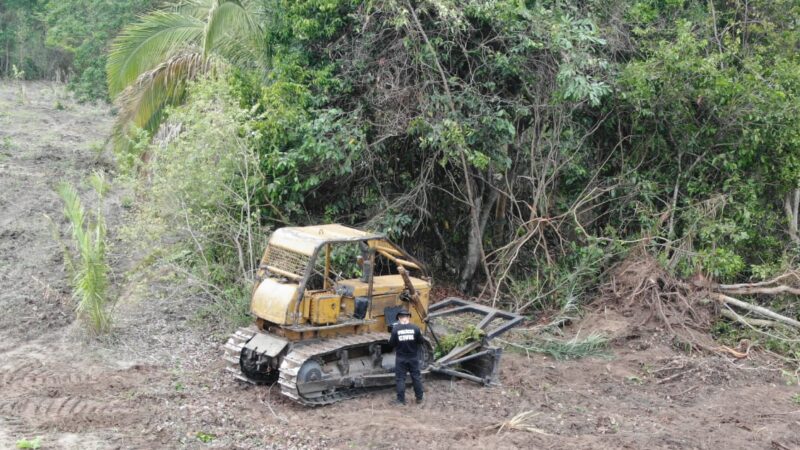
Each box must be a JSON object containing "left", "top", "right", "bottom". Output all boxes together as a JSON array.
[{"left": 251, "top": 278, "right": 299, "bottom": 325}]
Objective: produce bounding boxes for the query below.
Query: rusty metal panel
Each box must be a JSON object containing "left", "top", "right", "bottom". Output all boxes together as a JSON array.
[
  {"left": 269, "top": 224, "right": 383, "bottom": 256},
  {"left": 370, "top": 294, "right": 398, "bottom": 315},
  {"left": 251, "top": 278, "right": 298, "bottom": 325},
  {"left": 310, "top": 295, "right": 341, "bottom": 325},
  {"left": 243, "top": 332, "right": 289, "bottom": 357}
]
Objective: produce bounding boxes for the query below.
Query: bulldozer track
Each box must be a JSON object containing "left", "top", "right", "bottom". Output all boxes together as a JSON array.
[
  {"left": 0, "top": 360, "right": 43, "bottom": 386},
  {"left": 222, "top": 326, "right": 260, "bottom": 384},
  {"left": 0, "top": 415, "right": 35, "bottom": 437},
  {"left": 0, "top": 360, "right": 104, "bottom": 389},
  {"left": 278, "top": 332, "right": 391, "bottom": 406},
  {"left": 0, "top": 395, "right": 128, "bottom": 419},
  {"left": 224, "top": 328, "right": 396, "bottom": 404}
]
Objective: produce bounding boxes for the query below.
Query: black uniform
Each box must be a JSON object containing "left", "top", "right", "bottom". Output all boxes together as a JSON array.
[{"left": 389, "top": 322, "right": 424, "bottom": 403}]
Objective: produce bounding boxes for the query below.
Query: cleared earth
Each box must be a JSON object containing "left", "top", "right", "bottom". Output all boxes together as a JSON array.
[{"left": 0, "top": 82, "right": 798, "bottom": 450}]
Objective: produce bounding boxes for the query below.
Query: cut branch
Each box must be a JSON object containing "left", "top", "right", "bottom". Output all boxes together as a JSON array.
[
  {"left": 719, "top": 309, "right": 778, "bottom": 328},
  {"left": 719, "top": 285, "right": 800, "bottom": 296},
  {"left": 716, "top": 270, "right": 800, "bottom": 290},
  {"left": 710, "top": 292, "right": 800, "bottom": 329}
]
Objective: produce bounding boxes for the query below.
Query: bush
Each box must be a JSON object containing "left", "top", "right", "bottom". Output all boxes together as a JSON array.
[
  {"left": 122, "top": 75, "right": 269, "bottom": 328},
  {"left": 15, "top": 437, "right": 41, "bottom": 450}
]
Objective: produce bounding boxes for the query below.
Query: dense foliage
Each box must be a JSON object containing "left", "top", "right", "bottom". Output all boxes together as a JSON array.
[
  {"left": 103, "top": 0, "right": 800, "bottom": 313},
  {"left": 611, "top": 0, "right": 800, "bottom": 282}
]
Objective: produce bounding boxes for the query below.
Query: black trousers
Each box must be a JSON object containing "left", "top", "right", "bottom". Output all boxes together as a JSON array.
[{"left": 395, "top": 356, "right": 423, "bottom": 402}]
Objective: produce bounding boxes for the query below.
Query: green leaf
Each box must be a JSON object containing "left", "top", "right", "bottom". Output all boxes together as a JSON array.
[{"left": 107, "top": 11, "right": 204, "bottom": 97}]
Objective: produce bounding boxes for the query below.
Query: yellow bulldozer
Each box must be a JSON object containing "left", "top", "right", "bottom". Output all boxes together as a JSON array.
[{"left": 223, "top": 224, "right": 522, "bottom": 405}]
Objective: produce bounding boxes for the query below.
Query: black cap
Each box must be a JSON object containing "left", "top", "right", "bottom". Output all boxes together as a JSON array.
[{"left": 397, "top": 309, "right": 412, "bottom": 317}]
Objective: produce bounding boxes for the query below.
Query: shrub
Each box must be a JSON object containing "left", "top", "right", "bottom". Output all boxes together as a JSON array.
[
  {"left": 15, "top": 437, "right": 41, "bottom": 450},
  {"left": 123, "top": 76, "right": 269, "bottom": 328}
]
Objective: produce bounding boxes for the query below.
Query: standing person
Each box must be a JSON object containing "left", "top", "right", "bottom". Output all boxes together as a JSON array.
[{"left": 389, "top": 309, "right": 425, "bottom": 406}]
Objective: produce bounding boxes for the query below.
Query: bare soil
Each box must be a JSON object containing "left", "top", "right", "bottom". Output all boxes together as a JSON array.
[{"left": 1, "top": 82, "right": 799, "bottom": 450}]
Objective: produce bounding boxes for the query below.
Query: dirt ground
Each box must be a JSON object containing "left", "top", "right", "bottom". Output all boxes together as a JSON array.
[{"left": 1, "top": 82, "right": 799, "bottom": 450}]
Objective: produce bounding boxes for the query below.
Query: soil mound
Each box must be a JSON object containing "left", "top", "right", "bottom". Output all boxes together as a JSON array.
[{"left": 589, "top": 251, "right": 718, "bottom": 352}]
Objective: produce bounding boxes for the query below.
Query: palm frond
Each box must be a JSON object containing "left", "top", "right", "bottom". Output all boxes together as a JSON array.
[
  {"left": 487, "top": 411, "right": 551, "bottom": 435},
  {"left": 212, "top": 34, "right": 270, "bottom": 73},
  {"left": 177, "top": 0, "right": 214, "bottom": 18},
  {"left": 88, "top": 170, "right": 110, "bottom": 198},
  {"left": 56, "top": 182, "right": 86, "bottom": 247},
  {"left": 107, "top": 11, "right": 205, "bottom": 97},
  {"left": 108, "top": 0, "right": 267, "bottom": 148},
  {"left": 203, "top": 0, "right": 262, "bottom": 58},
  {"left": 56, "top": 180, "right": 113, "bottom": 335},
  {"left": 113, "top": 51, "right": 214, "bottom": 145}
]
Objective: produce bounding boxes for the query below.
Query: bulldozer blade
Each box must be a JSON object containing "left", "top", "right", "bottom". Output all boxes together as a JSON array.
[
  {"left": 426, "top": 297, "right": 522, "bottom": 385},
  {"left": 427, "top": 297, "right": 524, "bottom": 339}
]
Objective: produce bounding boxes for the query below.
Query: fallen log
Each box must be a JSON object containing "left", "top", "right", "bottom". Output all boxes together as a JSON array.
[
  {"left": 718, "top": 285, "right": 800, "bottom": 296},
  {"left": 719, "top": 309, "right": 779, "bottom": 328},
  {"left": 710, "top": 292, "right": 800, "bottom": 329}
]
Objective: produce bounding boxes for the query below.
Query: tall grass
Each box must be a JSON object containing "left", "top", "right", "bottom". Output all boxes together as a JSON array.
[
  {"left": 56, "top": 172, "right": 112, "bottom": 334},
  {"left": 530, "top": 333, "right": 610, "bottom": 360},
  {"left": 501, "top": 332, "right": 610, "bottom": 360}
]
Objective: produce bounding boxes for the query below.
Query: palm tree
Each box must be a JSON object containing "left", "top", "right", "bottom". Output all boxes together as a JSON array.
[{"left": 107, "top": 0, "right": 265, "bottom": 147}]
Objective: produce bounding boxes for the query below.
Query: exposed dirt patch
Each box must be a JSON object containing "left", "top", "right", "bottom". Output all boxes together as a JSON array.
[{"left": 0, "top": 82, "right": 799, "bottom": 449}]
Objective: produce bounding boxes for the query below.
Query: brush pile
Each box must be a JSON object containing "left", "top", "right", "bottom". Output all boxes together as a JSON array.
[{"left": 597, "top": 250, "right": 800, "bottom": 355}]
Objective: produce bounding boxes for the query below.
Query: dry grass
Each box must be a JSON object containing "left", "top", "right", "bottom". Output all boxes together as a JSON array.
[{"left": 486, "top": 410, "right": 551, "bottom": 435}]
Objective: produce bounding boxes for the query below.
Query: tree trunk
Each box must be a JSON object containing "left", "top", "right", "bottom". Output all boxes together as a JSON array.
[
  {"left": 783, "top": 188, "right": 800, "bottom": 244},
  {"left": 4, "top": 40, "right": 10, "bottom": 76},
  {"left": 719, "top": 309, "right": 777, "bottom": 328},
  {"left": 459, "top": 185, "right": 499, "bottom": 291},
  {"left": 405, "top": 1, "right": 496, "bottom": 294}
]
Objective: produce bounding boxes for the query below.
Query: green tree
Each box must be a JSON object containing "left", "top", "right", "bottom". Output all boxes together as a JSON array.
[
  {"left": 614, "top": 0, "right": 800, "bottom": 279},
  {"left": 44, "top": 0, "right": 159, "bottom": 101},
  {"left": 0, "top": 0, "right": 56, "bottom": 79}
]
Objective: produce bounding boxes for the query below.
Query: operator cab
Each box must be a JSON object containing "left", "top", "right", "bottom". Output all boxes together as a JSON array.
[{"left": 251, "top": 224, "right": 429, "bottom": 333}]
